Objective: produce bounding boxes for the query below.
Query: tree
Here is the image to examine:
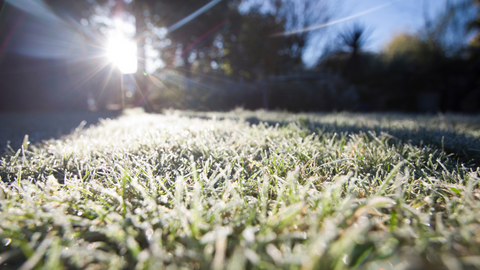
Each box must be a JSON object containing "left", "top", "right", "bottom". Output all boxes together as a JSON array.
[
  {"left": 34, "top": 0, "right": 334, "bottom": 111},
  {"left": 338, "top": 23, "right": 372, "bottom": 78},
  {"left": 470, "top": 0, "right": 480, "bottom": 46},
  {"left": 41, "top": 0, "right": 331, "bottom": 81},
  {"left": 219, "top": 10, "right": 306, "bottom": 81},
  {"left": 468, "top": 0, "right": 480, "bottom": 65},
  {"left": 383, "top": 33, "right": 442, "bottom": 68},
  {"left": 317, "top": 23, "right": 373, "bottom": 81},
  {"left": 421, "top": 0, "right": 475, "bottom": 56}
]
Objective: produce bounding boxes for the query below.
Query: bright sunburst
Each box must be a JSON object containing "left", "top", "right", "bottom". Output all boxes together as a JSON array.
[{"left": 106, "top": 32, "right": 138, "bottom": 74}]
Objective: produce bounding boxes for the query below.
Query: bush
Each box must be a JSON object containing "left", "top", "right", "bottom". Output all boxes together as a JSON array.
[{"left": 382, "top": 33, "right": 445, "bottom": 69}]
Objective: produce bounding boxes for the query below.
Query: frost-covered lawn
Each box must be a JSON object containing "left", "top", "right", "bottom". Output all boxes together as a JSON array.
[{"left": 1, "top": 109, "right": 480, "bottom": 269}]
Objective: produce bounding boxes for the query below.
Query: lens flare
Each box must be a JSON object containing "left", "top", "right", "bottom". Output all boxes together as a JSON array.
[
  {"left": 106, "top": 33, "right": 138, "bottom": 74},
  {"left": 270, "top": 2, "right": 394, "bottom": 37}
]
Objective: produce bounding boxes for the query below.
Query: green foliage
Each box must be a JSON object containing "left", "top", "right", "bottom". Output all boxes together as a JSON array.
[
  {"left": 221, "top": 10, "right": 306, "bottom": 81},
  {"left": 382, "top": 33, "right": 442, "bottom": 68},
  {"left": 316, "top": 0, "right": 480, "bottom": 113},
  {"left": 1, "top": 110, "right": 480, "bottom": 269},
  {"left": 469, "top": 0, "right": 480, "bottom": 47}
]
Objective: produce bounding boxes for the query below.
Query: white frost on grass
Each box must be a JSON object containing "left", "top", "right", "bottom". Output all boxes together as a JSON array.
[{"left": 0, "top": 109, "right": 479, "bottom": 269}]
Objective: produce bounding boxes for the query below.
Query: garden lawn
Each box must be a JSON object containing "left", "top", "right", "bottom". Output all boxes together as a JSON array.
[{"left": 1, "top": 109, "right": 480, "bottom": 269}]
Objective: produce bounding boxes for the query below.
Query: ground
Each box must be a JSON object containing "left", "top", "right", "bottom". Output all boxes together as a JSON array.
[
  {"left": 0, "top": 109, "right": 480, "bottom": 269},
  {"left": 0, "top": 111, "right": 121, "bottom": 152}
]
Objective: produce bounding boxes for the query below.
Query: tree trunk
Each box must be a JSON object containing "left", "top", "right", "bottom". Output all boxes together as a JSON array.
[
  {"left": 183, "top": 53, "right": 192, "bottom": 92},
  {"left": 134, "top": 0, "right": 149, "bottom": 110}
]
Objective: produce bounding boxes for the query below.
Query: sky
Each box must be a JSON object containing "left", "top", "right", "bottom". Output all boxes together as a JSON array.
[
  {"left": 346, "top": 0, "right": 446, "bottom": 51},
  {"left": 303, "top": 0, "right": 449, "bottom": 66}
]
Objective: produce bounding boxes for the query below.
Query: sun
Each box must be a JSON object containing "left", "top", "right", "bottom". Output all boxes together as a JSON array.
[{"left": 106, "top": 32, "right": 138, "bottom": 74}]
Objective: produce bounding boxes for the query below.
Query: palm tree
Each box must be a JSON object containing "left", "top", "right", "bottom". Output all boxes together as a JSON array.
[{"left": 339, "top": 23, "right": 372, "bottom": 78}]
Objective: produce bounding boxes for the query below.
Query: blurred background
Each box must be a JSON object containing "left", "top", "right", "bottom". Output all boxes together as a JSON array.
[{"left": 0, "top": 0, "right": 479, "bottom": 113}]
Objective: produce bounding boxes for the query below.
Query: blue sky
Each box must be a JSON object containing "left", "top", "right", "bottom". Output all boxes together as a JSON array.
[
  {"left": 303, "top": 0, "right": 449, "bottom": 66},
  {"left": 345, "top": 0, "right": 446, "bottom": 51}
]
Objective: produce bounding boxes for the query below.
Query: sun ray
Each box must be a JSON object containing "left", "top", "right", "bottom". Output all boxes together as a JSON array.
[
  {"left": 172, "top": 66, "right": 257, "bottom": 90},
  {"left": 0, "top": 13, "right": 25, "bottom": 57},
  {"left": 164, "top": 72, "right": 216, "bottom": 92},
  {"left": 120, "top": 73, "right": 125, "bottom": 109},
  {"left": 96, "top": 63, "right": 118, "bottom": 105},
  {"left": 70, "top": 60, "right": 112, "bottom": 92},
  {"left": 131, "top": 75, "right": 152, "bottom": 110}
]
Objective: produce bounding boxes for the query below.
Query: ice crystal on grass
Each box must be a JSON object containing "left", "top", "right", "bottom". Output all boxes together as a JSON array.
[{"left": 0, "top": 109, "right": 479, "bottom": 269}]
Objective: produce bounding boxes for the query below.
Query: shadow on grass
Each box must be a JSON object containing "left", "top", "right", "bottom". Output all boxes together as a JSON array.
[
  {"left": 182, "top": 111, "right": 480, "bottom": 166},
  {"left": 0, "top": 110, "right": 122, "bottom": 155},
  {"left": 248, "top": 116, "right": 480, "bottom": 165}
]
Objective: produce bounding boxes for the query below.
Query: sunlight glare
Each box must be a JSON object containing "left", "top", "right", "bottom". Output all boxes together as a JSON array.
[{"left": 106, "top": 33, "right": 138, "bottom": 74}]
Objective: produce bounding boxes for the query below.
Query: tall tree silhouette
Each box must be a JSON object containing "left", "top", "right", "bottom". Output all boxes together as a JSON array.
[{"left": 339, "top": 23, "right": 371, "bottom": 79}]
